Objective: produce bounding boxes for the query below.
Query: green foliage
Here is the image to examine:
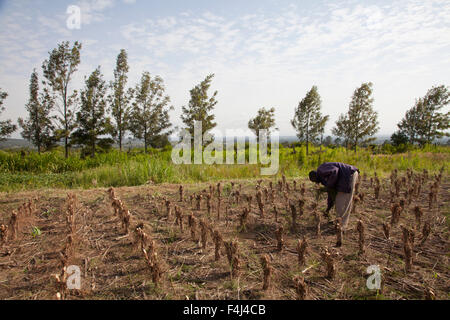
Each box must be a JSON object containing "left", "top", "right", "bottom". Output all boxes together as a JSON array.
[
  {"left": 42, "top": 41, "right": 82, "bottom": 158},
  {"left": 291, "top": 86, "right": 329, "bottom": 155},
  {"left": 248, "top": 107, "right": 277, "bottom": 142},
  {"left": 72, "top": 67, "right": 114, "bottom": 157},
  {"left": 31, "top": 226, "right": 41, "bottom": 238},
  {"left": 18, "top": 70, "right": 57, "bottom": 153},
  {"left": 333, "top": 82, "right": 379, "bottom": 151},
  {"left": 181, "top": 74, "right": 218, "bottom": 143},
  {"left": 129, "top": 72, "right": 173, "bottom": 153},
  {"left": 0, "top": 88, "right": 17, "bottom": 141},
  {"left": 108, "top": 49, "right": 133, "bottom": 151},
  {"left": 397, "top": 85, "right": 450, "bottom": 145},
  {"left": 0, "top": 144, "right": 447, "bottom": 192}
]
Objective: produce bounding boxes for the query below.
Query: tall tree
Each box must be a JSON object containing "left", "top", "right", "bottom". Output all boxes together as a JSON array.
[
  {"left": 398, "top": 85, "right": 449, "bottom": 145},
  {"left": 18, "top": 70, "right": 56, "bottom": 153},
  {"left": 181, "top": 74, "right": 218, "bottom": 144},
  {"left": 291, "top": 86, "right": 329, "bottom": 155},
  {"left": 42, "top": 41, "right": 82, "bottom": 158},
  {"left": 0, "top": 88, "right": 17, "bottom": 141},
  {"left": 129, "top": 72, "right": 173, "bottom": 153},
  {"left": 397, "top": 100, "right": 423, "bottom": 144},
  {"left": 72, "top": 67, "right": 113, "bottom": 157},
  {"left": 108, "top": 49, "right": 133, "bottom": 151},
  {"left": 248, "top": 107, "right": 277, "bottom": 143},
  {"left": 333, "top": 82, "right": 379, "bottom": 151}
]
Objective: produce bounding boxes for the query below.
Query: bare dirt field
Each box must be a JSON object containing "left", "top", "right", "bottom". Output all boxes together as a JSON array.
[{"left": 0, "top": 171, "right": 448, "bottom": 300}]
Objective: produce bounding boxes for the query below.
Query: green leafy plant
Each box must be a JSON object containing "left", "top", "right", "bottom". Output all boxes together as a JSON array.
[{"left": 31, "top": 226, "right": 41, "bottom": 238}]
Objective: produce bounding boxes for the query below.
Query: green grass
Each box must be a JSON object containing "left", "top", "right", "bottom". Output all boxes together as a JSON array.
[{"left": 0, "top": 144, "right": 448, "bottom": 192}]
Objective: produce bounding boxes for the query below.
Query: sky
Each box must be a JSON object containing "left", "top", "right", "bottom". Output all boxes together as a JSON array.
[{"left": 0, "top": 0, "right": 449, "bottom": 139}]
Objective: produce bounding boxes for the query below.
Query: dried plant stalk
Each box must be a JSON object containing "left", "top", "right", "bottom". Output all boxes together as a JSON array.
[
  {"left": 275, "top": 226, "right": 284, "bottom": 251},
  {"left": 213, "top": 230, "right": 223, "bottom": 261},
  {"left": 293, "top": 275, "right": 308, "bottom": 300},
  {"left": 239, "top": 207, "right": 249, "bottom": 231},
  {"left": 196, "top": 194, "right": 202, "bottom": 210},
  {"left": 189, "top": 194, "right": 194, "bottom": 208},
  {"left": 413, "top": 206, "right": 423, "bottom": 229},
  {"left": 199, "top": 220, "right": 208, "bottom": 249},
  {"left": 401, "top": 226, "right": 414, "bottom": 272},
  {"left": 298, "top": 199, "right": 305, "bottom": 217},
  {"left": 357, "top": 219, "right": 365, "bottom": 255},
  {"left": 382, "top": 223, "right": 390, "bottom": 240},
  {"left": 296, "top": 237, "right": 308, "bottom": 267},
  {"left": 179, "top": 185, "right": 184, "bottom": 202},
  {"left": 175, "top": 206, "right": 183, "bottom": 231},
  {"left": 142, "top": 244, "right": 163, "bottom": 286},
  {"left": 263, "top": 187, "right": 269, "bottom": 204},
  {"left": 241, "top": 194, "right": 249, "bottom": 211},
  {"left": 0, "top": 224, "right": 8, "bottom": 246},
  {"left": 206, "top": 194, "right": 212, "bottom": 215},
  {"left": 8, "top": 211, "right": 18, "bottom": 240},
  {"left": 261, "top": 254, "right": 272, "bottom": 291},
  {"left": 390, "top": 203, "right": 402, "bottom": 226},
  {"left": 300, "top": 183, "right": 306, "bottom": 196},
  {"left": 420, "top": 221, "right": 431, "bottom": 246},
  {"left": 374, "top": 177, "right": 381, "bottom": 199},
  {"left": 256, "top": 190, "right": 264, "bottom": 217},
  {"left": 188, "top": 214, "right": 197, "bottom": 241},
  {"left": 234, "top": 191, "right": 241, "bottom": 205},
  {"left": 217, "top": 182, "right": 222, "bottom": 199},
  {"left": 424, "top": 287, "right": 436, "bottom": 300},
  {"left": 273, "top": 204, "right": 279, "bottom": 223},
  {"left": 290, "top": 202, "right": 297, "bottom": 232},
  {"left": 165, "top": 199, "right": 172, "bottom": 218},
  {"left": 217, "top": 198, "right": 221, "bottom": 220},
  {"left": 314, "top": 211, "right": 321, "bottom": 237},
  {"left": 335, "top": 218, "right": 343, "bottom": 247},
  {"left": 224, "top": 240, "right": 239, "bottom": 277},
  {"left": 134, "top": 224, "right": 149, "bottom": 251},
  {"left": 320, "top": 247, "right": 336, "bottom": 279}
]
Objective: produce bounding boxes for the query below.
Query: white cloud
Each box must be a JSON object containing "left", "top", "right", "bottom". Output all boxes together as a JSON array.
[
  {"left": 77, "top": 0, "right": 115, "bottom": 25},
  {"left": 1, "top": 0, "right": 449, "bottom": 137}
]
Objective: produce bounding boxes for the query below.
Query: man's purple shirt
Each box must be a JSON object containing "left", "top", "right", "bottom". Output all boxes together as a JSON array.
[
  {"left": 316, "top": 162, "right": 359, "bottom": 193},
  {"left": 316, "top": 162, "right": 359, "bottom": 210}
]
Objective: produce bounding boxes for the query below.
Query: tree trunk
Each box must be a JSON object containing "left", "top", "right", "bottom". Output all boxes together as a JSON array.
[
  {"left": 144, "top": 135, "right": 147, "bottom": 154},
  {"left": 92, "top": 142, "right": 95, "bottom": 158},
  {"left": 306, "top": 136, "right": 309, "bottom": 156},
  {"left": 63, "top": 88, "right": 69, "bottom": 158},
  {"left": 119, "top": 129, "right": 122, "bottom": 152}
]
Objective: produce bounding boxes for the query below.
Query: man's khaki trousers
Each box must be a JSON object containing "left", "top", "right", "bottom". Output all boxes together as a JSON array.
[{"left": 335, "top": 171, "right": 359, "bottom": 229}]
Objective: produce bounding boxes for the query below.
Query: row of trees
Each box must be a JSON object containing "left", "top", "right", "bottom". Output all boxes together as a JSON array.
[
  {"left": 248, "top": 83, "right": 379, "bottom": 154},
  {"left": 0, "top": 41, "right": 448, "bottom": 157},
  {"left": 391, "top": 85, "right": 449, "bottom": 146},
  {"left": 2, "top": 42, "right": 175, "bottom": 157},
  {"left": 247, "top": 82, "right": 448, "bottom": 153}
]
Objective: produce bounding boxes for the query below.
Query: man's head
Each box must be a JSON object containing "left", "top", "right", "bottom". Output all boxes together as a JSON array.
[{"left": 309, "top": 170, "right": 319, "bottom": 183}]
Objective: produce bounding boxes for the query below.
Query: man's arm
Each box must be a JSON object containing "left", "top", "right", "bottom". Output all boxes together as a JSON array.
[
  {"left": 326, "top": 191, "right": 334, "bottom": 212},
  {"left": 326, "top": 188, "right": 337, "bottom": 212}
]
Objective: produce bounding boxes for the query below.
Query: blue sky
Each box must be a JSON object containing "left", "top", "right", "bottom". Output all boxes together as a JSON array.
[{"left": 0, "top": 0, "right": 449, "bottom": 139}]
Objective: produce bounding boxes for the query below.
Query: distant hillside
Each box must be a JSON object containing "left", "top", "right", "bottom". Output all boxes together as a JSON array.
[{"left": 1, "top": 135, "right": 447, "bottom": 150}]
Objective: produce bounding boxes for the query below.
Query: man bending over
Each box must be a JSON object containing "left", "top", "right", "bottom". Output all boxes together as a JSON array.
[{"left": 309, "top": 162, "right": 359, "bottom": 230}]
